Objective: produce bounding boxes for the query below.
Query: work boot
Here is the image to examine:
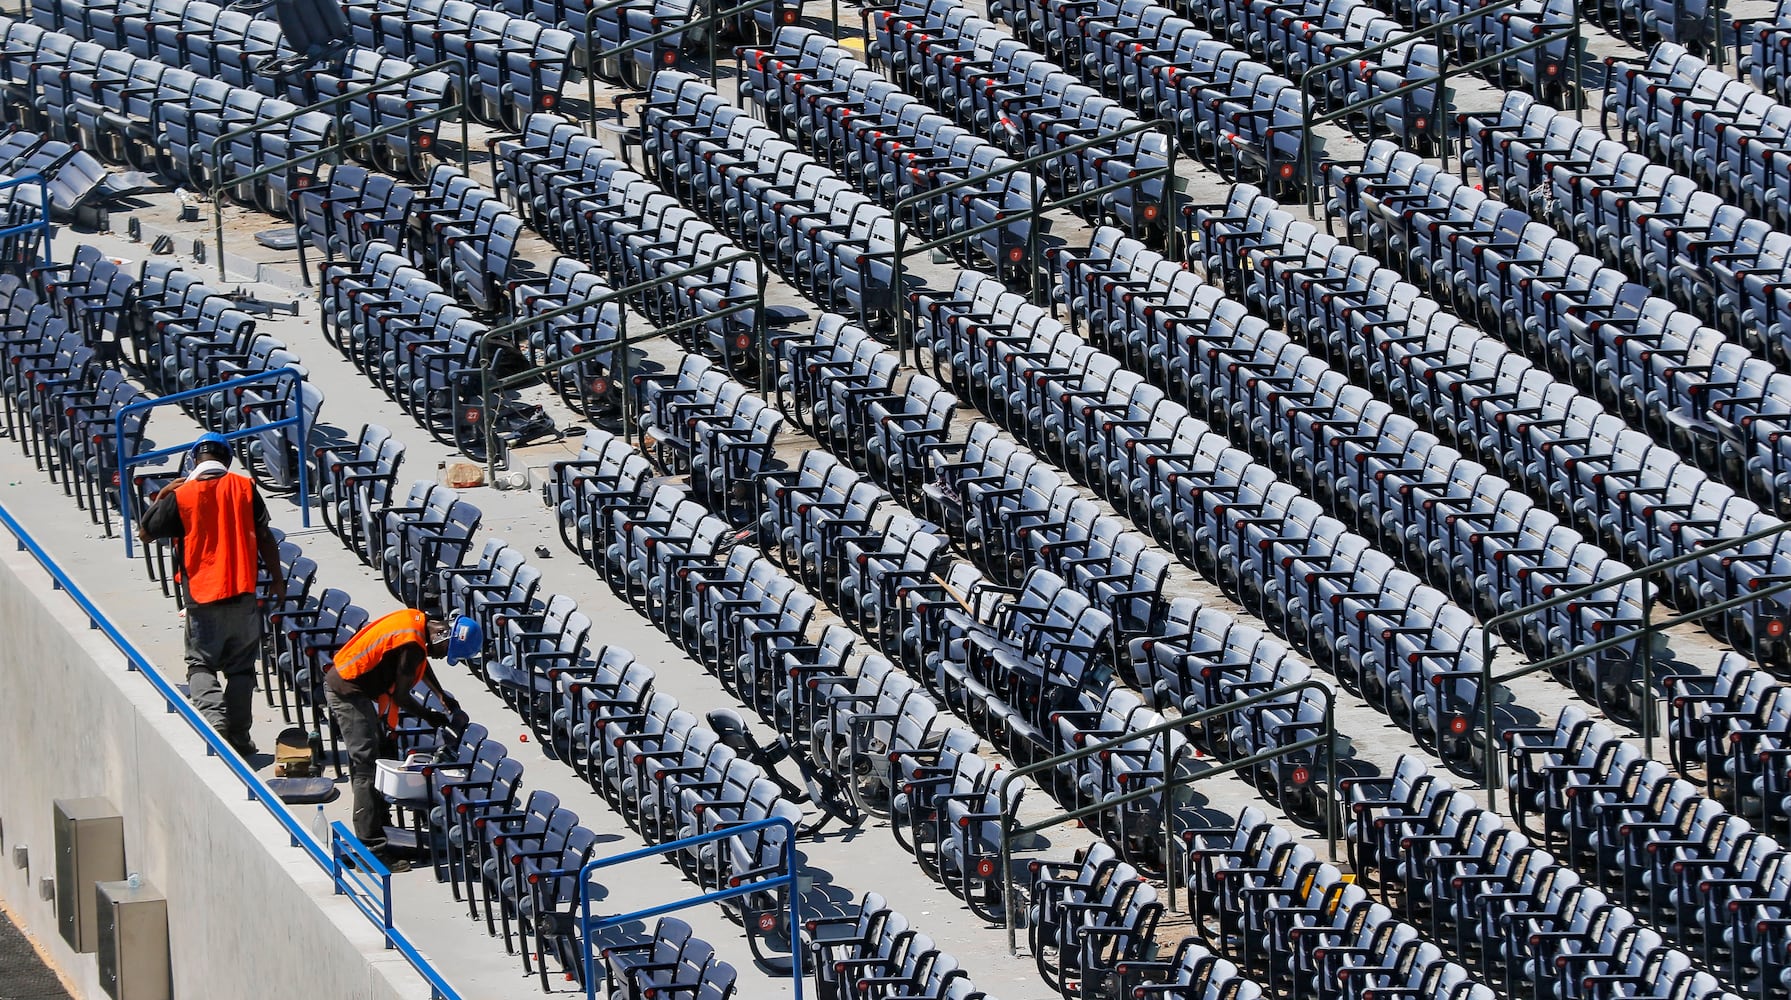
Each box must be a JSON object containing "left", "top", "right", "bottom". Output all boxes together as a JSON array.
[
  {"left": 227, "top": 734, "right": 259, "bottom": 758},
  {"left": 373, "top": 850, "right": 413, "bottom": 873},
  {"left": 343, "top": 849, "right": 412, "bottom": 874}
]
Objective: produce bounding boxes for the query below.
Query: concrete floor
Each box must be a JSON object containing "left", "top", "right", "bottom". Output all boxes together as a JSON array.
[{"left": 0, "top": 0, "right": 1769, "bottom": 997}]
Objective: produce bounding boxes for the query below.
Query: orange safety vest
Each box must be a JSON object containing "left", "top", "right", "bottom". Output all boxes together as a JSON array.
[
  {"left": 173, "top": 472, "right": 262, "bottom": 604},
  {"left": 334, "top": 608, "right": 430, "bottom": 681},
  {"left": 334, "top": 609, "right": 430, "bottom": 729}
]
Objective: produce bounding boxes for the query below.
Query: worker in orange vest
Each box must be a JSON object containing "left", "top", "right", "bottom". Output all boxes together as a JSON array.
[
  {"left": 323, "top": 609, "right": 477, "bottom": 869},
  {"left": 138, "top": 433, "right": 285, "bottom": 759}
]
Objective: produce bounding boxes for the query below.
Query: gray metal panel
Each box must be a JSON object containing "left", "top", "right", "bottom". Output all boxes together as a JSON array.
[
  {"left": 53, "top": 797, "right": 124, "bottom": 954},
  {"left": 96, "top": 879, "right": 170, "bottom": 1000}
]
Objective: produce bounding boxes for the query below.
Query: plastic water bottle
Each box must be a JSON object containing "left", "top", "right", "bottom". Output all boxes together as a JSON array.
[
  {"left": 126, "top": 872, "right": 142, "bottom": 892},
  {"left": 312, "top": 803, "right": 329, "bottom": 844}
]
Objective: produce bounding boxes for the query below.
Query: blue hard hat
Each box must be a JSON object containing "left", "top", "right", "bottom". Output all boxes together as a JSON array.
[
  {"left": 445, "top": 615, "right": 483, "bottom": 664},
  {"left": 190, "top": 431, "right": 233, "bottom": 465}
]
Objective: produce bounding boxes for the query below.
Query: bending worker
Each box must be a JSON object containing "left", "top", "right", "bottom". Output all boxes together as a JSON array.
[
  {"left": 138, "top": 433, "right": 285, "bottom": 759},
  {"left": 324, "top": 609, "right": 477, "bottom": 869}
]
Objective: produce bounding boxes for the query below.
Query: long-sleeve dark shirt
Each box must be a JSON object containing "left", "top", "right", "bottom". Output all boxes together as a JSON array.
[{"left": 326, "top": 641, "right": 431, "bottom": 722}]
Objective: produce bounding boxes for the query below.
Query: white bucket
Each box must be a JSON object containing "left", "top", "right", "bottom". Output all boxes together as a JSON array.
[{"left": 374, "top": 753, "right": 433, "bottom": 803}]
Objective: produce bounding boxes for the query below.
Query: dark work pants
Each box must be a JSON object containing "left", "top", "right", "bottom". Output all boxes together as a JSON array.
[
  {"left": 325, "top": 685, "right": 393, "bottom": 851},
  {"left": 183, "top": 593, "right": 262, "bottom": 744}
]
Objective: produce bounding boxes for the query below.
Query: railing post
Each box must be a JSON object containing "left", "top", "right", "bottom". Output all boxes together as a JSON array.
[
  {"left": 707, "top": 0, "right": 717, "bottom": 79},
  {"left": 755, "top": 267, "right": 772, "bottom": 403},
  {"left": 1161, "top": 134, "right": 1180, "bottom": 270},
  {"left": 331, "top": 832, "right": 343, "bottom": 895},
  {"left": 1001, "top": 828, "right": 1017, "bottom": 955},
  {"left": 1434, "top": 27, "right": 1449, "bottom": 174},
  {"left": 1482, "top": 624, "right": 1501, "bottom": 806},
  {"left": 619, "top": 308, "right": 636, "bottom": 446},
  {"left": 296, "top": 383, "right": 312, "bottom": 528},
  {"left": 1325, "top": 686, "right": 1339, "bottom": 860},
  {"left": 1162, "top": 776, "right": 1176, "bottom": 911},
  {"left": 1302, "top": 90, "right": 1316, "bottom": 214},
  {"left": 457, "top": 64, "right": 472, "bottom": 176},
  {"left": 1640, "top": 575, "right": 1656, "bottom": 760},
  {"left": 1570, "top": 0, "right": 1584, "bottom": 117},
  {"left": 1027, "top": 168, "right": 1044, "bottom": 306},
  {"left": 480, "top": 350, "right": 497, "bottom": 483},
  {"left": 584, "top": 2, "right": 607, "bottom": 139},
  {"left": 892, "top": 212, "right": 911, "bottom": 368},
  {"left": 214, "top": 195, "right": 229, "bottom": 281},
  {"left": 582, "top": 874, "right": 599, "bottom": 1000},
  {"left": 784, "top": 819, "right": 805, "bottom": 1000},
  {"left": 36, "top": 174, "right": 49, "bottom": 266}
]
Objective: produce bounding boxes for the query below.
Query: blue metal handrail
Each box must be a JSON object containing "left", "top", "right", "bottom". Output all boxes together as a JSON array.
[
  {"left": 577, "top": 816, "right": 804, "bottom": 999},
  {"left": 330, "top": 821, "right": 395, "bottom": 936},
  {"left": 0, "top": 173, "right": 52, "bottom": 263},
  {"left": 116, "top": 368, "right": 313, "bottom": 557},
  {"left": 0, "top": 501, "right": 462, "bottom": 1000}
]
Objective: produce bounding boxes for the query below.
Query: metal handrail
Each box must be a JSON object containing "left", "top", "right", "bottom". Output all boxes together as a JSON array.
[
  {"left": 469, "top": 250, "right": 764, "bottom": 479},
  {"left": 0, "top": 502, "right": 462, "bottom": 1000},
  {"left": 1475, "top": 518, "right": 1791, "bottom": 809},
  {"left": 117, "top": 368, "right": 313, "bottom": 557},
  {"left": 481, "top": 296, "right": 760, "bottom": 459},
  {"left": 596, "top": 0, "right": 767, "bottom": 65},
  {"left": 0, "top": 173, "right": 51, "bottom": 262},
  {"left": 1700, "top": 0, "right": 1727, "bottom": 65},
  {"left": 582, "top": 0, "right": 775, "bottom": 133},
  {"left": 1731, "top": 10, "right": 1781, "bottom": 73},
  {"left": 994, "top": 678, "right": 1338, "bottom": 953},
  {"left": 577, "top": 0, "right": 655, "bottom": 124},
  {"left": 576, "top": 815, "right": 804, "bottom": 1000},
  {"left": 1293, "top": 0, "right": 1583, "bottom": 209},
  {"left": 208, "top": 59, "right": 472, "bottom": 278},
  {"left": 879, "top": 120, "right": 1178, "bottom": 368},
  {"left": 329, "top": 820, "right": 394, "bottom": 935}
]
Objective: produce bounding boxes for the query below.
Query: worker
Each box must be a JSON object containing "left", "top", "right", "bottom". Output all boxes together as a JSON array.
[
  {"left": 324, "top": 609, "right": 478, "bottom": 870},
  {"left": 137, "top": 432, "right": 285, "bottom": 759}
]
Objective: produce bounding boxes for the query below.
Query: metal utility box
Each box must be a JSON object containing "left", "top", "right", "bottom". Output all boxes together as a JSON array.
[
  {"left": 96, "top": 878, "right": 171, "bottom": 1000},
  {"left": 53, "top": 797, "right": 125, "bottom": 953}
]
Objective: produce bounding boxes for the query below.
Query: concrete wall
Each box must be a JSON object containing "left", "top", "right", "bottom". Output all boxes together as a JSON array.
[{"left": 0, "top": 540, "right": 433, "bottom": 1000}]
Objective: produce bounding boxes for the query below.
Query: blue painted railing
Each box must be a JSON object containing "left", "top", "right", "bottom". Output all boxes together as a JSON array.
[
  {"left": 577, "top": 816, "right": 805, "bottom": 999},
  {"left": 0, "top": 501, "right": 462, "bottom": 1000},
  {"left": 115, "top": 367, "right": 313, "bottom": 557},
  {"left": 330, "top": 821, "right": 395, "bottom": 934},
  {"left": 0, "top": 173, "right": 51, "bottom": 263}
]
